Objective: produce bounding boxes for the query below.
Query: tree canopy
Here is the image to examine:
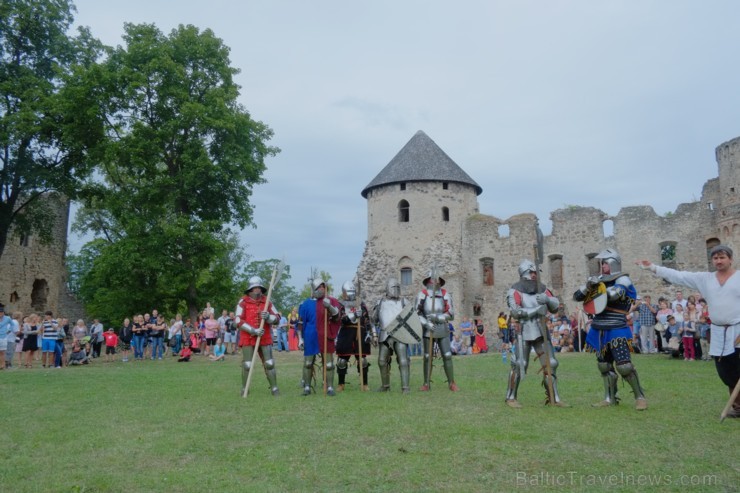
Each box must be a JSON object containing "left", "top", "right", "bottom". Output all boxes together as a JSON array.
[
  {"left": 72, "top": 22, "right": 279, "bottom": 322},
  {"left": 0, "top": 0, "right": 102, "bottom": 260}
]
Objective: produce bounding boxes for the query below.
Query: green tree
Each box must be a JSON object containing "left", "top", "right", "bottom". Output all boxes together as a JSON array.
[
  {"left": 75, "top": 23, "right": 278, "bottom": 322},
  {"left": 240, "top": 259, "right": 300, "bottom": 314},
  {"left": 0, "top": 0, "right": 102, "bottom": 260}
]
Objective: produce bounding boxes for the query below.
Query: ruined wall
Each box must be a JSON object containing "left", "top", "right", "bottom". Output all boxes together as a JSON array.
[
  {"left": 0, "top": 197, "right": 84, "bottom": 321},
  {"left": 358, "top": 135, "right": 740, "bottom": 340}
]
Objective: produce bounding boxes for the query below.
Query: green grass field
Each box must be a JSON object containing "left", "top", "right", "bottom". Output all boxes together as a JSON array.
[{"left": 1, "top": 350, "right": 737, "bottom": 493}]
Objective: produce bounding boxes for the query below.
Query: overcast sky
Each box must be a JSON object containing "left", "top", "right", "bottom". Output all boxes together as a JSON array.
[{"left": 71, "top": 0, "right": 740, "bottom": 290}]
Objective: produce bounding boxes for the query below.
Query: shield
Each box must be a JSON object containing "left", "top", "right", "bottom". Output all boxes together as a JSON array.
[
  {"left": 583, "top": 282, "right": 607, "bottom": 315},
  {"left": 384, "top": 303, "right": 423, "bottom": 345}
]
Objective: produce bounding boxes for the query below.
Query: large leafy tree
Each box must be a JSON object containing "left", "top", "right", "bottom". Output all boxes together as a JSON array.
[
  {"left": 75, "top": 23, "right": 278, "bottom": 322},
  {"left": 0, "top": 0, "right": 102, "bottom": 260}
]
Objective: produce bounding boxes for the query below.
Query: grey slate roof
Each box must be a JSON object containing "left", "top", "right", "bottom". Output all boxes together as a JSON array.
[{"left": 361, "top": 130, "right": 482, "bottom": 198}]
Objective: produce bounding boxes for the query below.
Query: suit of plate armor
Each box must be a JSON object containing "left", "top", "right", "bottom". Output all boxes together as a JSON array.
[
  {"left": 297, "top": 279, "right": 341, "bottom": 396},
  {"left": 337, "top": 281, "right": 372, "bottom": 391},
  {"left": 417, "top": 272, "right": 458, "bottom": 391},
  {"left": 573, "top": 249, "right": 647, "bottom": 410},
  {"left": 235, "top": 276, "right": 280, "bottom": 396},
  {"left": 505, "top": 260, "right": 564, "bottom": 407},
  {"left": 373, "top": 278, "right": 411, "bottom": 393}
]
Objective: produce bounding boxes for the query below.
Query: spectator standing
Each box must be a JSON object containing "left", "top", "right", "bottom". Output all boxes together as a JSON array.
[
  {"left": 288, "top": 307, "right": 300, "bottom": 352},
  {"left": 0, "top": 306, "right": 12, "bottom": 370},
  {"left": 120, "top": 318, "right": 133, "bottom": 362},
  {"left": 40, "top": 311, "right": 60, "bottom": 368},
  {"left": 459, "top": 317, "right": 473, "bottom": 355},
  {"left": 132, "top": 315, "right": 146, "bottom": 360},
  {"left": 671, "top": 290, "right": 688, "bottom": 312},
  {"left": 150, "top": 316, "right": 166, "bottom": 360},
  {"left": 498, "top": 312, "right": 509, "bottom": 346},
  {"left": 203, "top": 312, "right": 219, "bottom": 357},
  {"left": 90, "top": 318, "right": 104, "bottom": 359},
  {"left": 168, "top": 314, "right": 183, "bottom": 357},
  {"left": 8, "top": 312, "right": 21, "bottom": 369},
  {"left": 217, "top": 310, "right": 229, "bottom": 344},
  {"left": 276, "top": 314, "right": 289, "bottom": 352},
  {"left": 22, "top": 314, "right": 39, "bottom": 368},
  {"left": 680, "top": 312, "right": 696, "bottom": 361},
  {"left": 655, "top": 299, "right": 673, "bottom": 352},
  {"left": 103, "top": 328, "right": 118, "bottom": 362},
  {"left": 633, "top": 295, "right": 658, "bottom": 354},
  {"left": 473, "top": 319, "right": 488, "bottom": 353}
]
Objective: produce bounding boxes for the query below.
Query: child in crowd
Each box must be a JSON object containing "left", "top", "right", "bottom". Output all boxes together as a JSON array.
[
  {"left": 178, "top": 341, "right": 193, "bottom": 362},
  {"left": 698, "top": 316, "right": 711, "bottom": 361},
  {"left": 103, "top": 328, "right": 118, "bottom": 362},
  {"left": 209, "top": 338, "right": 226, "bottom": 362},
  {"left": 679, "top": 314, "right": 696, "bottom": 361},
  {"left": 67, "top": 341, "right": 89, "bottom": 365},
  {"left": 665, "top": 315, "right": 681, "bottom": 356}
]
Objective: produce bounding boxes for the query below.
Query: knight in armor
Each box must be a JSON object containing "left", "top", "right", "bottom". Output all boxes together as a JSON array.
[
  {"left": 505, "top": 260, "right": 566, "bottom": 408},
  {"left": 573, "top": 249, "right": 648, "bottom": 410},
  {"left": 417, "top": 270, "right": 459, "bottom": 391},
  {"left": 297, "top": 279, "right": 342, "bottom": 396},
  {"left": 373, "top": 278, "right": 415, "bottom": 394},
  {"left": 336, "top": 281, "right": 372, "bottom": 392},
  {"left": 234, "top": 276, "right": 281, "bottom": 396}
]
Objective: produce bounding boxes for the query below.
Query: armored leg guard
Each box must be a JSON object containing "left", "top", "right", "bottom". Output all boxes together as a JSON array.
[
  {"left": 396, "top": 343, "right": 410, "bottom": 393},
  {"left": 361, "top": 356, "right": 369, "bottom": 386},
  {"left": 302, "top": 356, "right": 315, "bottom": 395},
  {"left": 324, "top": 354, "right": 336, "bottom": 395},
  {"left": 377, "top": 345, "right": 391, "bottom": 390},
  {"left": 421, "top": 336, "right": 432, "bottom": 388},
  {"left": 241, "top": 346, "right": 255, "bottom": 390},
  {"left": 337, "top": 357, "right": 348, "bottom": 385},
  {"left": 260, "top": 346, "right": 278, "bottom": 395},
  {"left": 616, "top": 361, "right": 647, "bottom": 410},
  {"left": 505, "top": 366, "right": 522, "bottom": 407},
  {"left": 594, "top": 361, "right": 619, "bottom": 407}
]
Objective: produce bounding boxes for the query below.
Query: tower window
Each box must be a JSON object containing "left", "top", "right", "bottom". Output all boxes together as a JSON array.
[
  {"left": 442, "top": 207, "right": 449, "bottom": 222},
  {"left": 400, "top": 268, "right": 412, "bottom": 286},
  {"left": 442, "top": 182, "right": 449, "bottom": 190},
  {"left": 398, "top": 200, "right": 409, "bottom": 222},
  {"left": 400, "top": 183, "right": 406, "bottom": 191}
]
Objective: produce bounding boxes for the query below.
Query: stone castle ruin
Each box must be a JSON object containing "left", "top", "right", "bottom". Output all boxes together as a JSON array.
[
  {"left": 357, "top": 131, "right": 740, "bottom": 333},
  {"left": 0, "top": 196, "right": 83, "bottom": 321}
]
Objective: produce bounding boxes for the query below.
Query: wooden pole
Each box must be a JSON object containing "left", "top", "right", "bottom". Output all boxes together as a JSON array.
[
  {"left": 720, "top": 377, "right": 740, "bottom": 422},
  {"left": 323, "top": 303, "right": 328, "bottom": 396},
  {"left": 242, "top": 265, "right": 279, "bottom": 399}
]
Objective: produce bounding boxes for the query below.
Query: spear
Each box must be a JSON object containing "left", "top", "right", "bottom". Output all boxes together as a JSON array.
[
  {"left": 356, "top": 280, "right": 365, "bottom": 390},
  {"left": 242, "top": 259, "right": 284, "bottom": 399},
  {"left": 323, "top": 283, "right": 329, "bottom": 396},
  {"left": 427, "top": 263, "right": 438, "bottom": 390}
]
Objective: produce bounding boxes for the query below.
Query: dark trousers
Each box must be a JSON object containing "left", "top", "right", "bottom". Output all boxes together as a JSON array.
[{"left": 715, "top": 348, "right": 740, "bottom": 392}]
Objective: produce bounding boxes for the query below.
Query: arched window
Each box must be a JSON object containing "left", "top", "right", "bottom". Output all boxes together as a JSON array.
[
  {"left": 31, "top": 279, "right": 48, "bottom": 312},
  {"left": 480, "top": 258, "right": 494, "bottom": 286},
  {"left": 398, "top": 200, "right": 409, "bottom": 222},
  {"left": 400, "top": 267, "right": 412, "bottom": 286},
  {"left": 442, "top": 207, "right": 449, "bottom": 222}
]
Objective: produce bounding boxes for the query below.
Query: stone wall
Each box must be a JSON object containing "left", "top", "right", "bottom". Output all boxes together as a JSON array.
[
  {"left": 0, "top": 196, "right": 84, "bottom": 322},
  {"left": 357, "top": 135, "right": 740, "bottom": 345}
]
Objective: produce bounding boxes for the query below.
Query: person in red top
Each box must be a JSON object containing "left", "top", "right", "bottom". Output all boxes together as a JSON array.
[
  {"left": 178, "top": 341, "right": 193, "bottom": 362},
  {"left": 235, "top": 276, "right": 281, "bottom": 396},
  {"left": 103, "top": 328, "right": 119, "bottom": 363}
]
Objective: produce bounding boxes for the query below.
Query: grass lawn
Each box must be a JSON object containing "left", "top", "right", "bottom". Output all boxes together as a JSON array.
[{"left": 1, "top": 350, "right": 737, "bottom": 493}]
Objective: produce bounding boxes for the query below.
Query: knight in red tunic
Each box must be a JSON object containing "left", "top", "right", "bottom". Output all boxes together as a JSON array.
[{"left": 235, "top": 276, "right": 281, "bottom": 396}]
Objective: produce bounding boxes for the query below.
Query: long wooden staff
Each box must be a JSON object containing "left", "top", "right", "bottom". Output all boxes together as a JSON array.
[
  {"left": 242, "top": 261, "right": 282, "bottom": 399},
  {"left": 356, "top": 281, "right": 364, "bottom": 390},
  {"left": 323, "top": 296, "right": 329, "bottom": 396},
  {"left": 533, "top": 220, "right": 556, "bottom": 404},
  {"left": 427, "top": 265, "right": 438, "bottom": 390},
  {"left": 720, "top": 377, "right": 740, "bottom": 422}
]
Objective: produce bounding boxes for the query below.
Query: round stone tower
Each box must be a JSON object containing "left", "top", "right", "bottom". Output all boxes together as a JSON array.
[
  {"left": 715, "top": 136, "right": 740, "bottom": 246},
  {"left": 357, "top": 130, "right": 482, "bottom": 302}
]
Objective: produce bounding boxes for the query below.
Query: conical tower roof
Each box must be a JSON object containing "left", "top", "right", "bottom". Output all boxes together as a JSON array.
[{"left": 361, "top": 130, "right": 483, "bottom": 198}]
